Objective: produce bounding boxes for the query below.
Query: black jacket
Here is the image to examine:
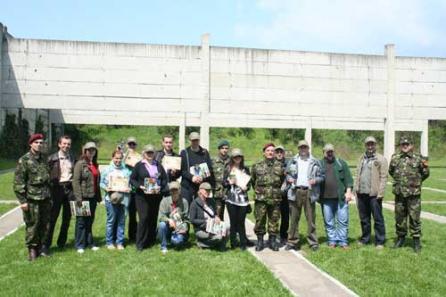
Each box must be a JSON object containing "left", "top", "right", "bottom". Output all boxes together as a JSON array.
[
  {"left": 48, "top": 151, "right": 76, "bottom": 186},
  {"left": 130, "top": 160, "right": 169, "bottom": 198},
  {"left": 189, "top": 197, "right": 217, "bottom": 232},
  {"left": 180, "top": 146, "right": 215, "bottom": 190}
]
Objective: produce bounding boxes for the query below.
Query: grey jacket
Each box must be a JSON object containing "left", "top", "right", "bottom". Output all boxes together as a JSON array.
[
  {"left": 285, "top": 155, "right": 325, "bottom": 203},
  {"left": 354, "top": 152, "right": 388, "bottom": 198}
]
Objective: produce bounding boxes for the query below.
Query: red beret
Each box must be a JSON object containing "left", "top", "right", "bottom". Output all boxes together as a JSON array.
[
  {"left": 263, "top": 143, "right": 275, "bottom": 151},
  {"left": 28, "top": 133, "right": 44, "bottom": 145}
]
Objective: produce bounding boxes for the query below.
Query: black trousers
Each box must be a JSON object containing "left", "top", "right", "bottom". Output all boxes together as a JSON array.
[
  {"left": 128, "top": 192, "right": 137, "bottom": 241},
  {"left": 75, "top": 198, "right": 97, "bottom": 249},
  {"left": 226, "top": 203, "right": 248, "bottom": 247},
  {"left": 279, "top": 194, "right": 289, "bottom": 240},
  {"left": 135, "top": 194, "right": 162, "bottom": 250},
  {"left": 181, "top": 185, "right": 198, "bottom": 208},
  {"left": 46, "top": 184, "right": 73, "bottom": 248},
  {"left": 357, "top": 193, "right": 386, "bottom": 245}
]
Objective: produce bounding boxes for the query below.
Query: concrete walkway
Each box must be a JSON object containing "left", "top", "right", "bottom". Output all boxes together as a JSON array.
[
  {"left": 382, "top": 202, "right": 446, "bottom": 224},
  {"left": 244, "top": 219, "right": 358, "bottom": 297},
  {"left": 0, "top": 206, "right": 23, "bottom": 241},
  {"left": 0, "top": 168, "right": 14, "bottom": 175}
]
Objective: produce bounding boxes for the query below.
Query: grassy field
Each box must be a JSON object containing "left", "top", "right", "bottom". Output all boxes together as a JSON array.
[
  {"left": 247, "top": 204, "right": 446, "bottom": 297},
  {"left": 0, "top": 160, "right": 15, "bottom": 171},
  {"left": 0, "top": 172, "right": 15, "bottom": 200},
  {"left": 0, "top": 205, "right": 292, "bottom": 297},
  {"left": 420, "top": 204, "right": 446, "bottom": 217},
  {"left": 0, "top": 204, "right": 17, "bottom": 216},
  {"left": 422, "top": 168, "right": 446, "bottom": 190}
]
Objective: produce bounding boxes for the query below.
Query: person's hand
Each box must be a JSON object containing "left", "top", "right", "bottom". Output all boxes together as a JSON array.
[
  {"left": 309, "top": 179, "right": 316, "bottom": 186},
  {"left": 422, "top": 159, "right": 429, "bottom": 168},
  {"left": 240, "top": 185, "right": 247, "bottom": 192},
  {"left": 228, "top": 177, "right": 236, "bottom": 185},
  {"left": 344, "top": 190, "right": 354, "bottom": 203},
  {"left": 168, "top": 219, "right": 176, "bottom": 229},
  {"left": 377, "top": 196, "right": 383, "bottom": 200},
  {"left": 287, "top": 178, "right": 295, "bottom": 184},
  {"left": 20, "top": 203, "right": 28, "bottom": 211},
  {"left": 171, "top": 169, "right": 177, "bottom": 175},
  {"left": 192, "top": 176, "right": 202, "bottom": 184},
  {"left": 215, "top": 217, "right": 221, "bottom": 224},
  {"left": 140, "top": 185, "right": 146, "bottom": 190},
  {"left": 76, "top": 199, "right": 83, "bottom": 207}
]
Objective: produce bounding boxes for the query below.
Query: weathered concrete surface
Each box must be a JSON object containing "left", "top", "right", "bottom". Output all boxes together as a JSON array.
[{"left": 0, "top": 206, "right": 22, "bottom": 241}]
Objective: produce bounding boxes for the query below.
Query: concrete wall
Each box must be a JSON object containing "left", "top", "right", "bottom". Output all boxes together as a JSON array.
[{"left": 1, "top": 30, "right": 445, "bottom": 157}]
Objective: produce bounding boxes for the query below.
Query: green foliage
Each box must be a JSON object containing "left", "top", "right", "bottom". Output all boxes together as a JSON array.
[
  {"left": 34, "top": 115, "right": 45, "bottom": 135},
  {"left": 0, "top": 113, "right": 30, "bottom": 159}
]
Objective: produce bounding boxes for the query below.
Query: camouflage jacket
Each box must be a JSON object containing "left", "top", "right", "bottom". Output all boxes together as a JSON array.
[
  {"left": 212, "top": 155, "right": 230, "bottom": 199},
  {"left": 389, "top": 151, "right": 429, "bottom": 197},
  {"left": 251, "top": 158, "right": 285, "bottom": 204},
  {"left": 13, "top": 151, "right": 51, "bottom": 204}
]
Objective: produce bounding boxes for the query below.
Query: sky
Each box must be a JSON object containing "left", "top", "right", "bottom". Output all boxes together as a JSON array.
[{"left": 1, "top": 0, "right": 445, "bottom": 57}]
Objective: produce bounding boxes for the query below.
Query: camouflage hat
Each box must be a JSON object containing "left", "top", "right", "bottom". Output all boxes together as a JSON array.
[
  {"left": 275, "top": 145, "right": 285, "bottom": 152},
  {"left": 83, "top": 142, "right": 97, "bottom": 151},
  {"left": 297, "top": 140, "right": 309, "bottom": 148},
  {"left": 364, "top": 136, "right": 377, "bottom": 144},
  {"left": 231, "top": 148, "right": 243, "bottom": 157},
  {"left": 323, "top": 143, "right": 335, "bottom": 152},
  {"left": 199, "top": 182, "right": 212, "bottom": 190},
  {"left": 399, "top": 136, "right": 412, "bottom": 145},
  {"left": 127, "top": 137, "right": 137, "bottom": 144},
  {"left": 218, "top": 139, "right": 230, "bottom": 149},
  {"left": 189, "top": 132, "right": 200, "bottom": 141},
  {"left": 142, "top": 144, "right": 156, "bottom": 154},
  {"left": 169, "top": 181, "right": 180, "bottom": 190}
]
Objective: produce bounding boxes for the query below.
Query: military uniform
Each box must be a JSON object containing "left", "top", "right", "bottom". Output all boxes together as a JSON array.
[
  {"left": 251, "top": 158, "right": 284, "bottom": 250},
  {"left": 389, "top": 151, "right": 429, "bottom": 239},
  {"left": 13, "top": 151, "right": 51, "bottom": 251},
  {"left": 212, "top": 155, "right": 230, "bottom": 220}
]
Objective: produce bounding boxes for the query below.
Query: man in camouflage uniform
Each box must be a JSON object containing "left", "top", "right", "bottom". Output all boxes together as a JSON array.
[
  {"left": 212, "top": 140, "right": 230, "bottom": 220},
  {"left": 389, "top": 136, "right": 429, "bottom": 253},
  {"left": 251, "top": 143, "right": 285, "bottom": 251},
  {"left": 13, "top": 134, "right": 51, "bottom": 261}
]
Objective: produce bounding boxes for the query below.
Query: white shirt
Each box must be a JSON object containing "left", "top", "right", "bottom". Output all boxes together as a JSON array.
[
  {"left": 296, "top": 157, "right": 310, "bottom": 187},
  {"left": 58, "top": 151, "right": 73, "bottom": 183}
]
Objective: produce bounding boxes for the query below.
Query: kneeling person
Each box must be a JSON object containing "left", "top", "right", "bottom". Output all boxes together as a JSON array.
[{"left": 158, "top": 181, "right": 190, "bottom": 254}]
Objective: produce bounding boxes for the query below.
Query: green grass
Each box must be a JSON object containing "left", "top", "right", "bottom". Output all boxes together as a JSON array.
[
  {"left": 0, "top": 160, "right": 16, "bottom": 171},
  {"left": 422, "top": 168, "right": 446, "bottom": 190},
  {"left": 247, "top": 202, "right": 446, "bottom": 296},
  {"left": 0, "top": 203, "right": 17, "bottom": 216},
  {"left": 383, "top": 184, "right": 446, "bottom": 202},
  {"left": 0, "top": 173, "right": 15, "bottom": 200},
  {"left": 0, "top": 205, "right": 292, "bottom": 297},
  {"left": 421, "top": 204, "right": 446, "bottom": 217}
]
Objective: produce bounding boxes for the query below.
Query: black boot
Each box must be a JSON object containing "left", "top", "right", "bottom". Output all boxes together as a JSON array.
[
  {"left": 393, "top": 237, "right": 405, "bottom": 248},
  {"left": 40, "top": 245, "right": 50, "bottom": 257},
  {"left": 269, "top": 235, "right": 279, "bottom": 251},
  {"left": 413, "top": 238, "right": 421, "bottom": 253},
  {"left": 255, "top": 235, "right": 264, "bottom": 251}
]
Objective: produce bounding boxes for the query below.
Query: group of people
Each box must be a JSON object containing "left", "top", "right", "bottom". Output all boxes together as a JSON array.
[{"left": 13, "top": 131, "right": 429, "bottom": 261}]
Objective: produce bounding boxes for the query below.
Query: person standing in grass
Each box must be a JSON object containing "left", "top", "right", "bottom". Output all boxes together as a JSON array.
[
  {"left": 13, "top": 134, "right": 51, "bottom": 261},
  {"left": 72, "top": 142, "right": 102, "bottom": 254},
  {"left": 46, "top": 135, "right": 76, "bottom": 252},
  {"left": 212, "top": 139, "right": 231, "bottom": 220},
  {"left": 319, "top": 144, "right": 354, "bottom": 249},
  {"left": 223, "top": 148, "right": 252, "bottom": 250},
  {"left": 389, "top": 136, "right": 429, "bottom": 253},
  {"left": 130, "top": 144, "right": 169, "bottom": 251},
  {"left": 354, "top": 136, "right": 388, "bottom": 249},
  {"left": 100, "top": 150, "right": 131, "bottom": 250},
  {"left": 155, "top": 134, "right": 181, "bottom": 182},
  {"left": 157, "top": 181, "right": 189, "bottom": 254},
  {"left": 190, "top": 182, "right": 228, "bottom": 249}
]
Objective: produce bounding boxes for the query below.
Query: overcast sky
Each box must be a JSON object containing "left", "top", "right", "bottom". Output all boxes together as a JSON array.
[{"left": 1, "top": 0, "right": 445, "bottom": 57}]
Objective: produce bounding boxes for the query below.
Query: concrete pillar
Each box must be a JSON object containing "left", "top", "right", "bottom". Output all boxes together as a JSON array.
[
  {"left": 200, "top": 33, "right": 211, "bottom": 149},
  {"left": 179, "top": 113, "right": 186, "bottom": 151},
  {"left": 305, "top": 118, "right": 312, "bottom": 152},
  {"left": 420, "top": 120, "right": 429, "bottom": 157},
  {"left": 384, "top": 44, "right": 396, "bottom": 161},
  {"left": 0, "top": 23, "right": 4, "bottom": 130}
]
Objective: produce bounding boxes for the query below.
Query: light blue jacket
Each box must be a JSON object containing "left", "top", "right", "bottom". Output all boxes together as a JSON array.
[
  {"left": 100, "top": 161, "right": 132, "bottom": 207},
  {"left": 285, "top": 154, "right": 325, "bottom": 203}
]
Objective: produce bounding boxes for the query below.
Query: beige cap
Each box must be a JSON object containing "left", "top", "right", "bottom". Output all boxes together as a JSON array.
[
  {"left": 323, "top": 143, "right": 335, "bottom": 152},
  {"left": 189, "top": 132, "right": 200, "bottom": 140},
  {"left": 199, "top": 182, "right": 212, "bottom": 190},
  {"left": 169, "top": 181, "right": 180, "bottom": 190},
  {"left": 127, "top": 137, "right": 137, "bottom": 144},
  {"left": 231, "top": 148, "right": 243, "bottom": 157},
  {"left": 297, "top": 140, "right": 309, "bottom": 148},
  {"left": 275, "top": 145, "right": 285, "bottom": 152},
  {"left": 364, "top": 136, "right": 377, "bottom": 144},
  {"left": 142, "top": 144, "right": 156, "bottom": 154},
  {"left": 83, "top": 142, "right": 97, "bottom": 151}
]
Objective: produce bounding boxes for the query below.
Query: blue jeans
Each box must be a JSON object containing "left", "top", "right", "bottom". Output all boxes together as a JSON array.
[
  {"left": 105, "top": 200, "right": 126, "bottom": 245},
  {"left": 158, "top": 221, "right": 187, "bottom": 249},
  {"left": 321, "top": 199, "right": 349, "bottom": 246}
]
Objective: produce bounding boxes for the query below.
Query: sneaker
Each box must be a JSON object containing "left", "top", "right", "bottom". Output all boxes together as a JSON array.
[
  {"left": 107, "top": 245, "right": 115, "bottom": 250},
  {"left": 116, "top": 245, "right": 125, "bottom": 250},
  {"left": 91, "top": 246, "right": 100, "bottom": 251},
  {"left": 340, "top": 245, "right": 350, "bottom": 250},
  {"left": 77, "top": 248, "right": 85, "bottom": 254},
  {"left": 311, "top": 245, "right": 319, "bottom": 252},
  {"left": 161, "top": 248, "right": 168, "bottom": 255},
  {"left": 375, "top": 244, "right": 384, "bottom": 250},
  {"left": 328, "top": 244, "right": 336, "bottom": 249}
]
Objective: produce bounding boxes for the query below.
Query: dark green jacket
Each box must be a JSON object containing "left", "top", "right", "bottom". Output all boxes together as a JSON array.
[
  {"left": 13, "top": 151, "right": 50, "bottom": 204},
  {"left": 320, "top": 158, "right": 353, "bottom": 204},
  {"left": 72, "top": 159, "right": 102, "bottom": 202}
]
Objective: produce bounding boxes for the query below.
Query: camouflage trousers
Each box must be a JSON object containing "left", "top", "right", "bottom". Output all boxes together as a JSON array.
[
  {"left": 254, "top": 200, "right": 281, "bottom": 236},
  {"left": 215, "top": 197, "right": 226, "bottom": 221},
  {"left": 395, "top": 195, "right": 421, "bottom": 238},
  {"left": 22, "top": 199, "right": 52, "bottom": 248}
]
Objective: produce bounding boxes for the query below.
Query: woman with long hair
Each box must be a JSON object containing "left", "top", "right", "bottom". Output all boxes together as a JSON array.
[{"left": 72, "top": 142, "right": 102, "bottom": 254}]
